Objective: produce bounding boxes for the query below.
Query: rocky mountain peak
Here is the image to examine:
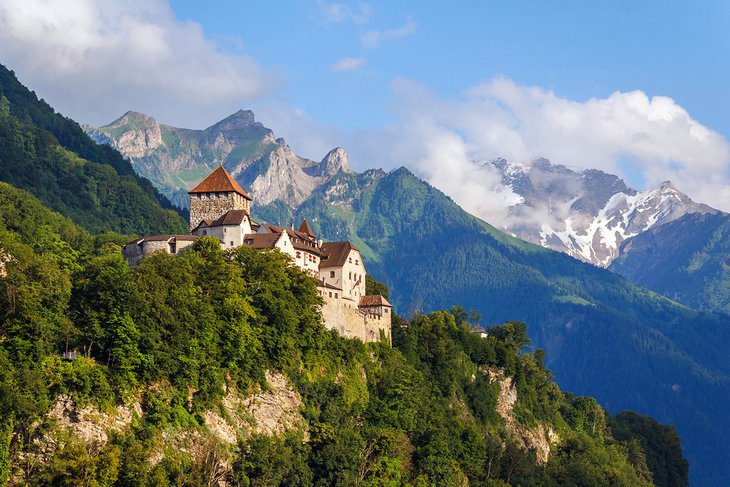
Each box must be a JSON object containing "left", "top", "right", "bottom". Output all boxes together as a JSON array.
[
  {"left": 207, "top": 109, "right": 259, "bottom": 133},
  {"left": 309, "top": 147, "right": 351, "bottom": 178},
  {"left": 106, "top": 111, "right": 159, "bottom": 130},
  {"left": 483, "top": 157, "right": 721, "bottom": 266}
]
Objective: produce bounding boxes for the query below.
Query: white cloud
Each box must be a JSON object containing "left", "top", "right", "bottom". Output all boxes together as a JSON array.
[
  {"left": 332, "top": 57, "right": 365, "bottom": 71},
  {"left": 262, "top": 77, "right": 730, "bottom": 216},
  {"left": 0, "top": 0, "right": 278, "bottom": 128},
  {"left": 361, "top": 17, "right": 417, "bottom": 48},
  {"left": 318, "top": 1, "right": 372, "bottom": 24}
]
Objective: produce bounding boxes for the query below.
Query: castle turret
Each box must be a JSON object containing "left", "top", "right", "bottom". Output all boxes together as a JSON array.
[{"left": 188, "top": 166, "right": 252, "bottom": 230}]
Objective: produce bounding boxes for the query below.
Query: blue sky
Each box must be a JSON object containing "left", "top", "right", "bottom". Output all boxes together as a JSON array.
[
  {"left": 170, "top": 1, "right": 730, "bottom": 137},
  {"left": 1, "top": 0, "right": 729, "bottom": 213}
]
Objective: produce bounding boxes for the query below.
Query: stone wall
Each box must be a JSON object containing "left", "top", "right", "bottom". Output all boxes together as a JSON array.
[
  {"left": 122, "top": 238, "right": 197, "bottom": 266},
  {"left": 319, "top": 290, "right": 391, "bottom": 343},
  {"left": 189, "top": 192, "right": 249, "bottom": 230}
]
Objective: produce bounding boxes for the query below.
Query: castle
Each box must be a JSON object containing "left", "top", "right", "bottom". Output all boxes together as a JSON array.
[{"left": 122, "top": 166, "right": 392, "bottom": 343}]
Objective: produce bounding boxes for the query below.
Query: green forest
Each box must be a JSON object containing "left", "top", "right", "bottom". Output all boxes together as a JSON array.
[
  {"left": 0, "top": 182, "right": 687, "bottom": 486},
  {"left": 0, "top": 64, "right": 186, "bottom": 236}
]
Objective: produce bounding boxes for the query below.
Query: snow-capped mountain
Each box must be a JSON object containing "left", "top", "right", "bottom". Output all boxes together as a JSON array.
[{"left": 485, "top": 158, "right": 719, "bottom": 266}]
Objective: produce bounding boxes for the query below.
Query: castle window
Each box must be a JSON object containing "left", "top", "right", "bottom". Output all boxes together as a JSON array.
[
  {"left": 349, "top": 257, "right": 352, "bottom": 263},
  {"left": 203, "top": 230, "right": 208, "bottom": 236},
  {"left": 349, "top": 271, "right": 352, "bottom": 279},
  {"left": 329, "top": 292, "right": 332, "bottom": 298},
  {"left": 169, "top": 242, "right": 176, "bottom": 254},
  {"left": 230, "top": 241, "right": 234, "bottom": 247},
  {"left": 355, "top": 260, "right": 359, "bottom": 265},
  {"left": 335, "top": 293, "right": 338, "bottom": 298},
  {"left": 296, "top": 251, "right": 301, "bottom": 258},
  {"left": 385, "top": 309, "right": 389, "bottom": 313},
  {"left": 330, "top": 271, "right": 335, "bottom": 278}
]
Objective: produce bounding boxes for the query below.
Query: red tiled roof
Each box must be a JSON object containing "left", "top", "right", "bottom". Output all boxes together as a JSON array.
[
  {"left": 211, "top": 209, "right": 248, "bottom": 226},
  {"left": 242, "top": 233, "right": 281, "bottom": 249},
  {"left": 188, "top": 166, "right": 252, "bottom": 199},
  {"left": 320, "top": 241, "right": 358, "bottom": 268},
  {"left": 298, "top": 219, "right": 315, "bottom": 237},
  {"left": 359, "top": 295, "right": 392, "bottom": 307}
]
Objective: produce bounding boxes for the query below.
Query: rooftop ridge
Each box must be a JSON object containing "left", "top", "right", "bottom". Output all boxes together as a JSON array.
[{"left": 188, "top": 166, "right": 252, "bottom": 200}]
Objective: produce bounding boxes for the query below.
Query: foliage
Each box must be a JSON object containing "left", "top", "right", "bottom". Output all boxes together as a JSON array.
[
  {"left": 610, "top": 212, "right": 730, "bottom": 315},
  {"left": 0, "top": 181, "right": 688, "bottom": 486},
  {"left": 609, "top": 411, "right": 689, "bottom": 487},
  {"left": 0, "top": 65, "right": 186, "bottom": 236},
  {"left": 295, "top": 166, "right": 730, "bottom": 485}
]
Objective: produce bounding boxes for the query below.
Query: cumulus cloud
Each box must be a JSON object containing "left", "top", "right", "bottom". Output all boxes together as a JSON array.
[
  {"left": 0, "top": 0, "right": 278, "bottom": 128},
  {"left": 361, "top": 17, "right": 417, "bottom": 48},
  {"left": 318, "top": 1, "right": 373, "bottom": 24},
  {"left": 267, "top": 76, "right": 730, "bottom": 216},
  {"left": 332, "top": 57, "right": 365, "bottom": 71}
]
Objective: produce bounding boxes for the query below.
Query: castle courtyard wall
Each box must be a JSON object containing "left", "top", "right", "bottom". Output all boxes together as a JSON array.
[{"left": 319, "top": 291, "right": 391, "bottom": 343}]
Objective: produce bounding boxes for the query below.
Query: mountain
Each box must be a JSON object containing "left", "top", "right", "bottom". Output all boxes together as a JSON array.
[
  {"left": 91, "top": 110, "right": 730, "bottom": 484},
  {"left": 610, "top": 212, "right": 730, "bottom": 314},
  {"left": 0, "top": 181, "right": 685, "bottom": 485},
  {"left": 0, "top": 65, "right": 186, "bottom": 236},
  {"left": 484, "top": 158, "right": 719, "bottom": 266},
  {"left": 89, "top": 112, "right": 720, "bottom": 270},
  {"left": 289, "top": 167, "right": 729, "bottom": 486},
  {"left": 86, "top": 110, "right": 349, "bottom": 211}
]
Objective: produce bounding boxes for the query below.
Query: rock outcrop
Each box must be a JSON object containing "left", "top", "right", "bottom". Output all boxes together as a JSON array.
[
  {"left": 86, "top": 111, "right": 349, "bottom": 211},
  {"left": 489, "top": 368, "right": 558, "bottom": 464},
  {"left": 203, "top": 370, "right": 305, "bottom": 445}
]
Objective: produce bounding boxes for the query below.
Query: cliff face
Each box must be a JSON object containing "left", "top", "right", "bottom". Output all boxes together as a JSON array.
[
  {"left": 489, "top": 368, "right": 558, "bottom": 464},
  {"left": 86, "top": 112, "right": 349, "bottom": 212},
  {"left": 13, "top": 371, "right": 304, "bottom": 485}
]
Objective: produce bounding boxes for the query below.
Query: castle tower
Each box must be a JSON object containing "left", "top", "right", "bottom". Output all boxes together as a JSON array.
[{"left": 188, "top": 166, "right": 252, "bottom": 230}]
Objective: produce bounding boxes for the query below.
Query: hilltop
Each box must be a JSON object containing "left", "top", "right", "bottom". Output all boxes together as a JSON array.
[
  {"left": 0, "top": 181, "right": 686, "bottom": 485},
  {"left": 88, "top": 108, "right": 730, "bottom": 485}
]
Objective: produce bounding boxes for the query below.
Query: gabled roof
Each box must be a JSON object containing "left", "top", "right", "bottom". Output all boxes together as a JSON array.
[
  {"left": 298, "top": 219, "right": 315, "bottom": 237},
  {"left": 320, "top": 241, "right": 359, "bottom": 268},
  {"left": 242, "top": 232, "right": 282, "bottom": 249},
  {"left": 191, "top": 219, "right": 214, "bottom": 232},
  {"left": 359, "top": 295, "right": 392, "bottom": 307},
  {"left": 472, "top": 325, "right": 487, "bottom": 334},
  {"left": 210, "top": 209, "right": 248, "bottom": 226},
  {"left": 188, "top": 166, "right": 252, "bottom": 200}
]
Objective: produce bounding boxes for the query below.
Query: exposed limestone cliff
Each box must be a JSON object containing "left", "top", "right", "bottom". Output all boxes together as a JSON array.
[
  {"left": 86, "top": 111, "right": 350, "bottom": 211},
  {"left": 12, "top": 371, "right": 304, "bottom": 485},
  {"left": 489, "top": 368, "right": 558, "bottom": 464},
  {"left": 204, "top": 370, "right": 305, "bottom": 444}
]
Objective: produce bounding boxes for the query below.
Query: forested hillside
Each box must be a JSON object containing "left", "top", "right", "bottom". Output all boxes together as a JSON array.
[
  {"left": 610, "top": 212, "right": 730, "bottom": 315},
  {"left": 289, "top": 167, "right": 730, "bottom": 485},
  {"left": 0, "top": 182, "right": 687, "bottom": 486},
  {"left": 0, "top": 65, "right": 186, "bottom": 236}
]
